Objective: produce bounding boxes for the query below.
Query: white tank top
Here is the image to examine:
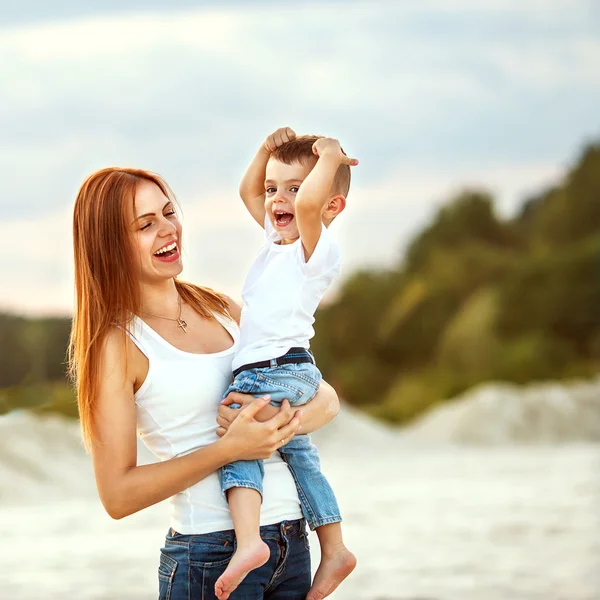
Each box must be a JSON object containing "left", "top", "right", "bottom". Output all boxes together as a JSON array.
[{"left": 127, "top": 313, "right": 302, "bottom": 535}]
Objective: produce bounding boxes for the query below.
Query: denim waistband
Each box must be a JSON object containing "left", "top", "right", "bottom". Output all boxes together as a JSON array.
[
  {"left": 264, "top": 518, "right": 306, "bottom": 538},
  {"left": 232, "top": 348, "right": 314, "bottom": 378},
  {"left": 168, "top": 519, "right": 306, "bottom": 544}
]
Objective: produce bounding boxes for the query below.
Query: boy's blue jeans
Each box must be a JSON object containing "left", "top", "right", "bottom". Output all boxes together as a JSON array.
[{"left": 219, "top": 355, "right": 341, "bottom": 531}]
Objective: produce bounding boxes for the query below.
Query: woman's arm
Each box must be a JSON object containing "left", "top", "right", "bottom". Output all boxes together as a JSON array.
[
  {"left": 294, "top": 379, "right": 340, "bottom": 433},
  {"left": 92, "top": 329, "right": 300, "bottom": 520},
  {"left": 216, "top": 379, "right": 340, "bottom": 438}
]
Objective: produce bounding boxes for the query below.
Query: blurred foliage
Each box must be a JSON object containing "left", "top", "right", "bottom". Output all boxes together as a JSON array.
[
  {"left": 1, "top": 143, "right": 599, "bottom": 424},
  {"left": 0, "top": 314, "right": 71, "bottom": 387},
  {"left": 0, "top": 313, "right": 74, "bottom": 418},
  {"left": 0, "top": 381, "right": 77, "bottom": 418}
]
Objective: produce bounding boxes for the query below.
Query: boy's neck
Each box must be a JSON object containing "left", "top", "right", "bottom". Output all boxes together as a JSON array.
[
  {"left": 276, "top": 219, "right": 331, "bottom": 245},
  {"left": 277, "top": 235, "right": 299, "bottom": 246}
]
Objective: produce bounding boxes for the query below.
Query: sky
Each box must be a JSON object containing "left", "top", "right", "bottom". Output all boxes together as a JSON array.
[{"left": 1, "top": 0, "right": 599, "bottom": 315}]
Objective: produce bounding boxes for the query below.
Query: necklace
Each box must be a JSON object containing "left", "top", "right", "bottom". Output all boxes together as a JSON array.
[{"left": 142, "top": 294, "right": 188, "bottom": 332}]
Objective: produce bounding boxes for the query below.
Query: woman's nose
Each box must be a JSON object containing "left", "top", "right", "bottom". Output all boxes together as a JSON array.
[{"left": 158, "top": 217, "right": 177, "bottom": 235}]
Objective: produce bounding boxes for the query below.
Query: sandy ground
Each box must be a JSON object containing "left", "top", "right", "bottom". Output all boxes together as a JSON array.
[{"left": 1, "top": 382, "right": 599, "bottom": 599}]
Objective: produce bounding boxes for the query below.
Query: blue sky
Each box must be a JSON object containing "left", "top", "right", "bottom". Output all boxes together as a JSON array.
[{"left": 2, "top": 0, "right": 599, "bottom": 314}]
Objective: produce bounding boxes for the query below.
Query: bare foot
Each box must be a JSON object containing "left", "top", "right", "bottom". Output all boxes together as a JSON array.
[
  {"left": 306, "top": 546, "right": 357, "bottom": 600},
  {"left": 214, "top": 539, "right": 270, "bottom": 599}
]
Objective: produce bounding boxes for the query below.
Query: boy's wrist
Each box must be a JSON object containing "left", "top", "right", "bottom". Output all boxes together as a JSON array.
[{"left": 317, "top": 148, "right": 344, "bottom": 164}]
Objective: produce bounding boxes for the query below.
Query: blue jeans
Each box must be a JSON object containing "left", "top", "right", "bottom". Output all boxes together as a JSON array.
[
  {"left": 219, "top": 360, "right": 342, "bottom": 530},
  {"left": 158, "top": 519, "right": 310, "bottom": 599}
]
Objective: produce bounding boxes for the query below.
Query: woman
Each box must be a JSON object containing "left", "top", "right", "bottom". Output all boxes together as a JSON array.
[{"left": 68, "top": 167, "right": 341, "bottom": 599}]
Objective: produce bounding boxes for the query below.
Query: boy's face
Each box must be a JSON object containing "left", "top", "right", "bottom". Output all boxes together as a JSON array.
[{"left": 264, "top": 158, "right": 315, "bottom": 242}]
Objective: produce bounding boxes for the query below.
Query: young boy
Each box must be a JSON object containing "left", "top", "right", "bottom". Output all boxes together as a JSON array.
[{"left": 215, "top": 128, "right": 358, "bottom": 599}]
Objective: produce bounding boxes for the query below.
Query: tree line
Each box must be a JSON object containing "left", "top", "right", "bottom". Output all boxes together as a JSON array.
[
  {"left": 1, "top": 142, "right": 599, "bottom": 423},
  {"left": 310, "top": 143, "right": 600, "bottom": 422}
]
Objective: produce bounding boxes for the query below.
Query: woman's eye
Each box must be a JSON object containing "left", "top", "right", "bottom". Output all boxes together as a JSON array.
[
  {"left": 165, "top": 210, "right": 176, "bottom": 217},
  {"left": 266, "top": 187, "right": 276, "bottom": 194},
  {"left": 290, "top": 186, "right": 299, "bottom": 193},
  {"left": 140, "top": 223, "right": 152, "bottom": 231}
]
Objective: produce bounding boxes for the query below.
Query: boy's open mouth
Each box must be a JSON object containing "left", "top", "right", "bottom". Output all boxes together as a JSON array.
[{"left": 274, "top": 211, "right": 294, "bottom": 227}]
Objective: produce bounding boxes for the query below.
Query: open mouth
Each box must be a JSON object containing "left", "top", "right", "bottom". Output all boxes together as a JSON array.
[
  {"left": 154, "top": 241, "right": 179, "bottom": 260},
  {"left": 274, "top": 211, "right": 294, "bottom": 227}
]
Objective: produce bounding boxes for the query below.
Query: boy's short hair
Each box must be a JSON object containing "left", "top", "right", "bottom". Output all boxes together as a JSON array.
[{"left": 270, "top": 135, "right": 351, "bottom": 198}]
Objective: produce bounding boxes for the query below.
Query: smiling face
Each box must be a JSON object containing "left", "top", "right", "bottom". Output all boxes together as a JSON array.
[
  {"left": 264, "top": 158, "right": 316, "bottom": 244},
  {"left": 129, "top": 180, "right": 183, "bottom": 282}
]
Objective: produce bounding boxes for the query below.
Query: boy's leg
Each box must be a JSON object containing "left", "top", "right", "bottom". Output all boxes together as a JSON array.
[
  {"left": 216, "top": 374, "right": 272, "bottom": 599},
  {"left": 307, "top": 523, "right": 357, "bottom": 600},
  {"left": 279, "top": 439, "right": 356, "bottom": 600},
  {"left": 278, "top": 435, "right": 340, "bottom": 529},
  {"left": 214, "top": 487, "right": 270, "bottom": 600},
  {"left": 219, "top": 372, "right": 267, "bottom": 505},
  {"left": 266, "top": 360, "right": 358, "bottom": 596},
  {"left": 217, "top": 459, "right": 271, "bottom": 599},
  {"left": 257, "top": 364, "right": 342, "bottom": 528}
]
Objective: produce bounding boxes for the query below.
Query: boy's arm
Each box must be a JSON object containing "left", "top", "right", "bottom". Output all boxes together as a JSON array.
[
  {"left": 295, "top": 137, "right": 358, "bottom": 260},
  {"left": 239, "top": 127, "right": 296, "bottom": 227}
]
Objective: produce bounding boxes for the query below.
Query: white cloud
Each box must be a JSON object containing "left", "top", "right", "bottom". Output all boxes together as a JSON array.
[
  {"left": 483, "top": 39, "right": 600, "bottom": 87},
  {"left": 0, "top": 11, "right": 239, "bottom": 61},
  {"left": 0, "top": 210, "right": 74, "bottom": 315}
]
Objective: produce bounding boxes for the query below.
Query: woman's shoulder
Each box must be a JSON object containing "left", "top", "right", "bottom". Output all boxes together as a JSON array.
[
  {"left": 100, "top": 324, "right": 146, "bottom": 379},
  {"left": 96, "top": 327, "right": 129, "bottom": 384},
  {"left": 102, "top": 325, "right": 125, "bottom": 354}
]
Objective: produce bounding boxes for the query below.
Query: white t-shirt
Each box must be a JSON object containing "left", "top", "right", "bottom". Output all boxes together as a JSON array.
[
  {"left": 232, "top": 216, "right": 341, "bottom": 371},
  {"left": 129, "top": 313, "right": 302, "bottom": 535}
]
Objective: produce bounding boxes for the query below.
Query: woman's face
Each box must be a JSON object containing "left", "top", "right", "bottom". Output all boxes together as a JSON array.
[{"left": 129, "top": 180, "right": 183, "bottom": 283}]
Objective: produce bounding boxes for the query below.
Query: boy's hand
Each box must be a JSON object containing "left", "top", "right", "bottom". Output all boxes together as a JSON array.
[
  {"left": 264, "top": 127, "right": 296, "bottom": 153},
  {"left": 312, "top": 137, "right": 359, "bottom": 166}
]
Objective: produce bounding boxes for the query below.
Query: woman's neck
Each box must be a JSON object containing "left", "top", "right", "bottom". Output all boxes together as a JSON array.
[{"left": 139, "top": 278, "right": 180, "bottom": 318}]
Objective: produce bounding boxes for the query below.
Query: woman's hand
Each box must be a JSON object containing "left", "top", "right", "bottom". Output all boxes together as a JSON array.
[
  {"left": 220, "top": 396, "right": 301, "bottom": 461},
  {"left": 216, "top": 392, "right": 259, "bottom": 437}
]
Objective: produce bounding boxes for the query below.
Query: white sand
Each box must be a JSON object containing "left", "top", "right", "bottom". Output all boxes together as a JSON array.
[{"left": 1, "top": 379, "right": 599, "bottom": 599}]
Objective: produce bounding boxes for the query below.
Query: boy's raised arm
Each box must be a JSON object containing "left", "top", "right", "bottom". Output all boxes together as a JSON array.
[
  {"left": 295, "top": 137, "right": 358, "bottom": 260},
  {"left": 239, "top": 127, "right": 296, "bottom": 227}
]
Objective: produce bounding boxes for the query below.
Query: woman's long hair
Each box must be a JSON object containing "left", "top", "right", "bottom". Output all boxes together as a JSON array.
[{"left": 68, "top": 167, "right": 229, "bottom": 449}]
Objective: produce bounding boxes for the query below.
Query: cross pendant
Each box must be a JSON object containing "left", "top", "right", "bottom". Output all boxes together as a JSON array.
[{"left": 177, "top": 319, "right": 188, "bottom": 333}]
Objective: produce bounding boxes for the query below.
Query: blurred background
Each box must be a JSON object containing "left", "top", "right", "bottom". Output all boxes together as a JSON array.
[{"left": 0, "top": 1, "right": 599, "bottom": 599}]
